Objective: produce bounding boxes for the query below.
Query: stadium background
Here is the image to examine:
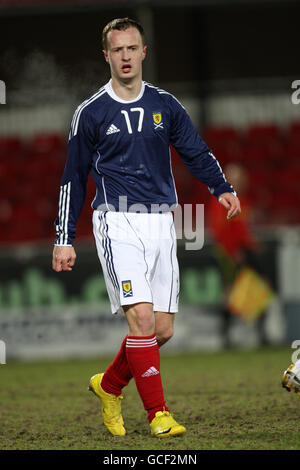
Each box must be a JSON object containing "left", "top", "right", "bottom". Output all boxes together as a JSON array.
[{"left": 0, "top": 0, "right": 299, "bottom": 362}]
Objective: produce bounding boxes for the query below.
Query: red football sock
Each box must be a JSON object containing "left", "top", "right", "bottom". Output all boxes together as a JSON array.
[
  {"left": 125, "top": 334, "right": 169, "bottom": 423},
  {"left": 101, "top": 335, "right": 132, "bottom": 396}
]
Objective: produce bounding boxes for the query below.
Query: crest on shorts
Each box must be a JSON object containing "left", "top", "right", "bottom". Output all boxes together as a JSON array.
[
  {"left": 153, "top": 112, "right": 163, "bottom": 130},
  {"left": 122, "top": 280, "right": 133, "bottom": 297}
]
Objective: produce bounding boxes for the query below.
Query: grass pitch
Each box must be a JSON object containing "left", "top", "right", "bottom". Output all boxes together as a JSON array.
[{"left": 0, "top": 347, "right": 299, "bottom": 450}]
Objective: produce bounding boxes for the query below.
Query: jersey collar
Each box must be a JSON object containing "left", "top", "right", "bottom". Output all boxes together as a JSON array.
[{"left": 105, "top": 79, "right": 145, "bottom": 104}]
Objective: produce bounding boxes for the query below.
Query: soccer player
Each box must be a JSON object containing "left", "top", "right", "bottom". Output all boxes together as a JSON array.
[{"left": 52, "top": 17, "right": 241, "bottom": 437}]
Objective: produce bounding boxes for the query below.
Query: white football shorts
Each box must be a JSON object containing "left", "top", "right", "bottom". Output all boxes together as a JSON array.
[{"left": 92, "top": 210, "right": 179, "bottom": 314}]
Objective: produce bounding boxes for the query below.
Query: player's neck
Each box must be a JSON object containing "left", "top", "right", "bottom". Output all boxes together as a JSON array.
[{"left": 110, "top": 76, "right": 143, "bottom": 102}]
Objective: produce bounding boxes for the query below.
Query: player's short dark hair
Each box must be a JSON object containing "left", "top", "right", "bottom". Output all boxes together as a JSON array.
[{"left": 102, "top": 17, "right": 145, "bottom": 50}]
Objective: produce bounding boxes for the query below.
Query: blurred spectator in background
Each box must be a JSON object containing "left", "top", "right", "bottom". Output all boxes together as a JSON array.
[{"left": 207, "top": 162, "right": 271, "bottom": 348}]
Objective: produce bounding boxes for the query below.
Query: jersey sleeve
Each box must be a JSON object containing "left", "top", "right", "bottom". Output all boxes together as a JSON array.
[
  {"left": 54, "top": 107, "right": 95, "bottom": 245},
  {"left": 168, "top": 95, "right": 236, "bottom": 198}
]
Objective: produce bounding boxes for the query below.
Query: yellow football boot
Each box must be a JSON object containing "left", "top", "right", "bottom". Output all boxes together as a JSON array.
[
  {"left": 88, "top": 373, "right": 126, "bottom": 436},
  {"left": 282, "top": 363, "right": 300, "bottom": 395},
  {"left": 150, "top": 410, "right": 186, "bottom": 438}
]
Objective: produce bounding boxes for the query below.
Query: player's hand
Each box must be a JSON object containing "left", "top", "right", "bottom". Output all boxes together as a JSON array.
[
  {"left": 218, "top": 192, "right": 241, "bottom": 220},
  {"left": 52, "top": 245, "right": 77, "bottom": 272}
]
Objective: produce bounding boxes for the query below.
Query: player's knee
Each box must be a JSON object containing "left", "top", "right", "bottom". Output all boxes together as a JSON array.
[
  {"left": 125, "top": 303, "right": 155, "bottom": 336},
  {"left": 138, "top": 308, "right": 155, "bottom": 333},
  {"left": 156, "top": 326, "right": 174, "bottom": 347}
]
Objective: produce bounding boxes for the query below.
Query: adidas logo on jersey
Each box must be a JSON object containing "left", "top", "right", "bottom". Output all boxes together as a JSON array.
[
  {"left": 141, "top": 366, "right": 159, "bottom": 378},
  {"left": 106, "top": 124, "right": 120, "bottom": 135}
]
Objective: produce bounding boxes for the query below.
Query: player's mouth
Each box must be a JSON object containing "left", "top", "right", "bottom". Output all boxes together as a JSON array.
[{"left": 122, "top": 64, "right": 132, "bottom": 73}]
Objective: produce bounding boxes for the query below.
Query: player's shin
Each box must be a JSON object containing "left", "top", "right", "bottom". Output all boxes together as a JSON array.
[
  {"left": 125, "top": 334, "right": 169, "bottom": 422},
  {"left": 101, "top": 335, "right": 132, "bottom": 396}
]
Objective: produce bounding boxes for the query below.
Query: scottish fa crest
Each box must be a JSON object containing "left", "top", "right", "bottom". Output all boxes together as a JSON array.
[
  {"left": 122, "top": 280, "right": 133, "bottom": 297},
  {"left": 153, "top": 112, "right": 163, "bottom": 130}
]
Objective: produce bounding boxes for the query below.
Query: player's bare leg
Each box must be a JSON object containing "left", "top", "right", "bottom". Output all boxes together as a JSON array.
[
  {"left": 154, "top": 311, "right": 175, "bottom": 347},
  {"left": 124, "top": 302, "right": 155, "bottom": 337}
]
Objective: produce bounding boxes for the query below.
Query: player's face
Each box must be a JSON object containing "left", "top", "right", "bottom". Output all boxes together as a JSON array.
[{"left": 103, "top": 27, "right": 146, "bottom": 82}]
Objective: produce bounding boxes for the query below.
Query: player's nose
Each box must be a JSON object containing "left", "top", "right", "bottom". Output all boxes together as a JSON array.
[{"left": 121, "top": 49, "right": 131, "bottom": 61}]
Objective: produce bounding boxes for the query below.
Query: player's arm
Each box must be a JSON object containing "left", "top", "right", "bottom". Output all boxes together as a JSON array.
[
  {"left": 169, "top": 96, "right": 241, "bottom": 219},
  {"left": 52, "top": 107, "right": 95, "bottom": 271}
]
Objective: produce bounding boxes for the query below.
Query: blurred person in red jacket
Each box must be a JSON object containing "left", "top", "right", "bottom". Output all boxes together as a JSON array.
[{"left": 207, "top": 162, "right": 268, "bottom": 347}]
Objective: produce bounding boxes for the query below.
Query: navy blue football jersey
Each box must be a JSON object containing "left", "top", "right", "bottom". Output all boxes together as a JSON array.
[{"left": 55, "top": 80, "right": 235, "bottom": 245}]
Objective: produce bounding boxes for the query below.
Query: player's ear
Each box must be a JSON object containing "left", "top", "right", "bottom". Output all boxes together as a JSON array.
[
  {"left": 142, "top": 45, "right": 147, "bottom": 61},
  {"left": 103, "top": 50, "right": 109, "bottom": 63}
]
